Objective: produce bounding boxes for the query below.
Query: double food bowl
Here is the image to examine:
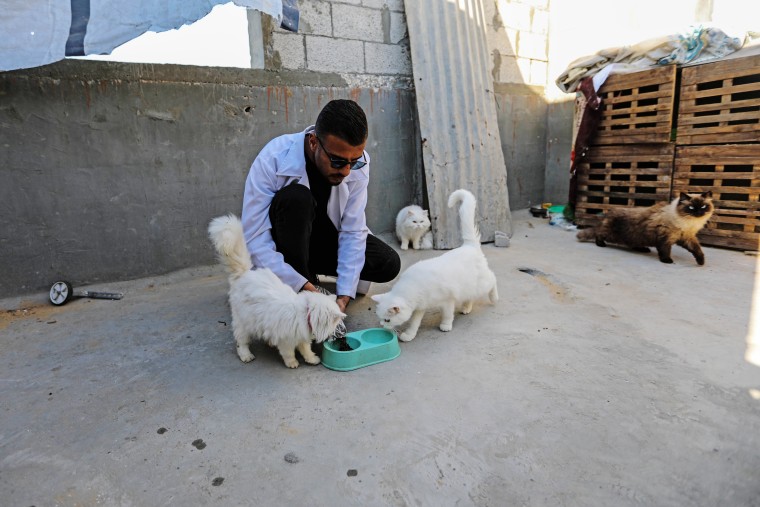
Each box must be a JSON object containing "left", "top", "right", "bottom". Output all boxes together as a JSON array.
[{"left": 321, "top": 328, "right": 400, "bottom": 371}]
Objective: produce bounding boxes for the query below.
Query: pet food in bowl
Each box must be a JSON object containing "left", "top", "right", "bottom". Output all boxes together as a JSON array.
[{"left": 322, "top": 328, "right": 400, "bottom": 371}]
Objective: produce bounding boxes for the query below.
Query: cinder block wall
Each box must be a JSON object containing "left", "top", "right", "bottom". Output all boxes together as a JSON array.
[
  {"left": 266, "top": 0, "right": 412, "bottom": 88},
  {"left": 267, "top": 0, "right": 553, "bottom": 210},
  {"left": 485, "top": 0, "right": 551, "bottom": 210}
]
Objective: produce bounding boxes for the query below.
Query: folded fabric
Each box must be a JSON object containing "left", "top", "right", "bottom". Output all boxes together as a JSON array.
[{"left": 556, "top": 26, "right": 746, "bottom": 93}]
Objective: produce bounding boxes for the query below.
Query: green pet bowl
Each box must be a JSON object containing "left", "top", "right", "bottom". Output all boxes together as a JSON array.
[{"left": 322, "top": 328, "right": 400, "bottom": 371}]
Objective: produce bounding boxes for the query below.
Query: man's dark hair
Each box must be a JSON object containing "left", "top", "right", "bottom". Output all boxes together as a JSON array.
[{"left": 315, "top": 99, "right": 368, "bottom": 147}]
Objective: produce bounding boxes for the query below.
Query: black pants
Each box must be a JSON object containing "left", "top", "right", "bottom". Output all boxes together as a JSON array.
[{"left": 269, "top": 183, "right": 400, "bottom": 291}]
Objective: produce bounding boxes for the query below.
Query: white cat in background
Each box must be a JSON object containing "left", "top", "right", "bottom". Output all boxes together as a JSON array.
[
  {"left": 395, "top": 204, "right": 433, "bottom": 250},
  {"left": 373, "top": 189, "right": 498, "bottom": 341},
  {"left": 208, "top": 214, "right": 345, "bottom": 368}
]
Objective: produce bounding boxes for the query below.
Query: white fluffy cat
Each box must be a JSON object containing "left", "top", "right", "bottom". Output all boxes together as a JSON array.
[
  {"left": 208, "top": 214, "right": 346, "bottom": 368},
  {"left": 373, "top": 189, "right": 498, "bottom": 341},
  {"left": 395, "top": 204, "right": 433, "bottom": 250}
]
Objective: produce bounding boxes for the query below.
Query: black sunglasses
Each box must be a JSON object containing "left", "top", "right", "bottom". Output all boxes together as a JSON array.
[{"left": 314, "top": 134, "right": 367, "bottom": 170}]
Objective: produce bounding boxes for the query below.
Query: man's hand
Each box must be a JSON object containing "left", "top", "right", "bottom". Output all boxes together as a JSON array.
[
  {"left": 301, "top": 281, "right": 318, "bottom": 293},
  {"left": 300, "top": 282, "right": 350, "bottom": 313},
  {"left": 336, "top": 295, "right": 350, "bottom": 313}
]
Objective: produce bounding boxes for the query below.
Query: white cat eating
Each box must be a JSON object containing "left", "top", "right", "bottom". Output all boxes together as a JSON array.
[
  {"left": 373, "top": 189, "right": 498, "bottom": 341},
  {"left": 208, "top": 214, "right": 346, "bottom": 368}
]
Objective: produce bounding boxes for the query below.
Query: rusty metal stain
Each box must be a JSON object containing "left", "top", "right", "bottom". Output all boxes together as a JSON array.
[
  {"left": 83, "top": 81, "right": 91, "bottom": 109},
  {"left": 0, "top": 302, "right": 67, "bottom": 332}
]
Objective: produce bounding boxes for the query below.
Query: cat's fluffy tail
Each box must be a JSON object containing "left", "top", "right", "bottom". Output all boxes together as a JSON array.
[
  {"left": 420, "top": 231, "right": 433, "bottom": 249},
  {"left": 208, "top": 214, "right": 253, "bottom": 277},
  {"left": 576, "top": 227, "right": 597, "bottom": 242},
  {"left": 448, "top": 189, "right": 481, "bottom": 247}
]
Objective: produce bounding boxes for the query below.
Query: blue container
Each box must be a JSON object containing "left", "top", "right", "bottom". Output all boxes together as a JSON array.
[{"left": 321, "top": 328, "right": 400, "bottom": 371}]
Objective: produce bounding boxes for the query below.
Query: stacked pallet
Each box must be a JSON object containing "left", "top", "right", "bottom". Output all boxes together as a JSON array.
[
  {"left": 674, "top": 54, "right": 760, "bottom": 250},
  {"left": 575, "top": 66, "right": 678, "bottom": 226},
  {"left": 574, "top": 54, "right": 760, "bottom": 251}
]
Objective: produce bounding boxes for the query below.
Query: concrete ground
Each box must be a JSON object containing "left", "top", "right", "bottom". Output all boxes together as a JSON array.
[{"left": 1, "top": 209, "right": 759, "bottom": 507}]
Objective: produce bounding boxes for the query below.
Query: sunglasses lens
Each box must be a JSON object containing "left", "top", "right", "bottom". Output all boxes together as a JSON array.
[
  {"left": 318, "top": 134, "right": 366, "bottom": 170},
  {"left": 329, "top": 158, "right": 366, "bottom": 170}
]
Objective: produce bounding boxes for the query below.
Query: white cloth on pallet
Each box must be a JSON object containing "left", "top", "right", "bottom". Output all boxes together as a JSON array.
[{"left": 556, "top": 26, "right": 747, "bottom": 94}]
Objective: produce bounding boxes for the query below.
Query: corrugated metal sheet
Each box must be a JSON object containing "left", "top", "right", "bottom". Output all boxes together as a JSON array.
[{"left": 404, "top": 0, "right": 512, "bottom": 248}]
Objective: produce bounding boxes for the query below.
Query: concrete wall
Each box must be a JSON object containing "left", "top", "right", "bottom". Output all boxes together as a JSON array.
[
  {"left": 484, "top": 0, "right": 551, "bottom": 209},
  {"left": 0, "top": 60, "right": 420, "bottom": 297},
  {"left": 0, "top": 0, "right": 568, "bottom": 297},
  {"left": 544, "top": 98, "right": 574, "bottom": 205},
  {"left": 264, "top": 0, "right": 412, "bottom": 88}
]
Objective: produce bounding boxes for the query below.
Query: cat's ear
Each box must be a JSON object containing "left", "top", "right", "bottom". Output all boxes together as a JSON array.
[
  {"left": 679, "top": 192, "right": 691, "bottom": 202},
  {"left": 701, "top": 190, "right": 713, "bottom": 199},
  {"left": 423, "top": 209, "right": 429, "bottom": 217},
  {"left": 406, "top": 210, "right": 414, "bottom": 218}
]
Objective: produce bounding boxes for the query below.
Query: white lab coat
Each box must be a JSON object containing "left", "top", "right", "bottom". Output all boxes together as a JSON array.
[{"left": 241, "top": 126, "right": 370, "bottom": 298}]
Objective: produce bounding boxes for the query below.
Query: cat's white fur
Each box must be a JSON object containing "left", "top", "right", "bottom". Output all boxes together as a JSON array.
[
  {"left": 208, "top": 214, "right": 345, "bottom": 368},
  {"left": 373, "top": 189, "right": 498, "bottom": 341},
  {"left": 395, "top": 204, "right": 433, "bottom": 250}
]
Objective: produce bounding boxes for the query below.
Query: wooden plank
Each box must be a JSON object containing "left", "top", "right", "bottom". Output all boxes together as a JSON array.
[
  {"left": 579, "top": 191, "right": 670, "bottom": 200},
  {"left": 575, "top": 144, "right": 675, "bottom": 221},
  {"left": 674, "top": 172, "right": 757, "bottom": 180},
  {"left": 685, "top": 187, "right": 756, "bottom": 195},
  {"left": 578, "top": 180, "right": 671, "bottom": 189},
  {"left": 677, "top": 131, "right": 760, "bottom": 145},
  {"left": 677, "top": 54, "right": 760, "bottom": 145},
  {"left": 593, "top": 134, "right": 674, "bottom": 145},
  {"left": 682, "top": 54, "right": 760, "bottom": 84},
  {"left": 678, "top": 111, "right": 760, "bottom": 126},
  {"left": 601, "top": 90, "right": 674, "bottom": 105},
  {"left": 701, "top": 228, "right": 758, "bottom": 239},
  {"left": 710, "top": 215, "right": 758, "bottom": 227},
  {"left": 602, "top": 65, "right": 676, "bottom": 88},
  {"left": 676, "top": 143, "right": 760, "bottom": 158},
  {"left": 590, "top": 144, "right": 675, "bottom": 155},
  {"left": 698, "top": 232, "right": 759, "bottom": 252},
  {"left": 672, "top": 144, "right": 760, "bottom": 251},
  {"left": 712, "top": 207, "right": 760, "bottom": 217},
  {"left": 680, "top": 82, "right": 760, "bottom": 101},
  {"left": 600, "top": 115, "right": 672, "bottom": 127},
  {"left": 590, "top": 67, "right": 677, "bottom": 146}
]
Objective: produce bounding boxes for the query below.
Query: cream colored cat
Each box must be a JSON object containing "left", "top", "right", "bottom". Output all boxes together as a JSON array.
[{"left": 395, "top": 204, "right": 433, "bottom": 250}]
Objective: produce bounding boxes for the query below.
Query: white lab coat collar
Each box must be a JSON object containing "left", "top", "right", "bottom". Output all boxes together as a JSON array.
[{"left": 275, "top": 126, "right": 370, "bottom": 229}]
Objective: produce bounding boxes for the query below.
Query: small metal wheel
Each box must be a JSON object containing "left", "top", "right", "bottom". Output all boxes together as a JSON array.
[{"left": 49, "top": 281, "right": 73, "bottom": 306}]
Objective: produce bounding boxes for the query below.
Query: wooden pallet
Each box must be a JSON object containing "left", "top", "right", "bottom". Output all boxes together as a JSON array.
[
  {"left": 677, "top": 54, "right": 760, "bottom": 145},
  {"left": 673, "top": 144, "right": 760, "bottom": 251},
  {"left": 575, "top": 144, "right": 675, "bottom": 226},
  {"left": 593, "top": 66, "right": 678, "bottom": 145}
]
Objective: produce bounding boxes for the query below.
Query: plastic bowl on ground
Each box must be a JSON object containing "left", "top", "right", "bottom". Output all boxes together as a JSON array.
[{"left": 321, "top": 328, "right": 400, "bottom": 371}]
